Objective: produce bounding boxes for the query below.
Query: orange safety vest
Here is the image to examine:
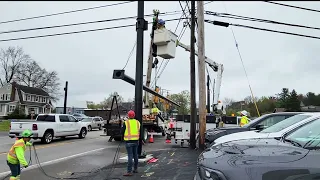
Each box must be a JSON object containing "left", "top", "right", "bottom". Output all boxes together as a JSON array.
[
  {"left": 124, "top": 119, "right": 140, "bottom": 141},
  {"left": 7, "top": 139, "right": 26, "bottom": 161}
]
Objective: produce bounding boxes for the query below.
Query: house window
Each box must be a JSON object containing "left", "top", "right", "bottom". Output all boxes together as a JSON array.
[
  {"left": 0, "top": 95, "right": 3, "bottom": 100},
  {"left": 42, "top": 97, "right": 46, "bottom": 103},
  {"left": 5, "top": 94, "right": 10, "bottom": 101},
  {"left": 9, "top": 105, "right": 15, "bottom": 112},
  {"left": 27, "top": 95, "right": 31, "bottom": 101},
  {"left": 35, "top": 96, "right": 39, "bottom": 102}
]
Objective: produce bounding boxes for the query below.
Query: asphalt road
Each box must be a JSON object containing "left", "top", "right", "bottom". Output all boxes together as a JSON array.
[{"left": 0, "top": 130, "right": 121, "bottom": 180}]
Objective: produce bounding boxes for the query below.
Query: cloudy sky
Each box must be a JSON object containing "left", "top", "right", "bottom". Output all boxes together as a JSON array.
[{"left": 1, "top": 1, "right": 319, "bottom": 108}]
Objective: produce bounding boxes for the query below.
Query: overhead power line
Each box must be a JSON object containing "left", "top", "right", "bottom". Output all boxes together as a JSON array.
[
  {"left": 205, "top": 20, "right": 320, "bottom": 40},
  {"left": 0, "top": 11, "right": 181, "bottom": 35},
  {"left": 264, "top": 1, "right": 320, "bottom": 13},
  {"left": 0, "top": 1, "right": 134, "bottom": 24},
  {"left": 0, "top": 18, "right": 185, "bottom": 42},
  {"left": 205, "top": 11, "right": 320, "bottom": 31}
]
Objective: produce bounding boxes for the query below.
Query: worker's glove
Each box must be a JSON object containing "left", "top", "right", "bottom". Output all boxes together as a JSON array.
[{"left": 26, "top": 142, "right": 32, "bottom": 146}]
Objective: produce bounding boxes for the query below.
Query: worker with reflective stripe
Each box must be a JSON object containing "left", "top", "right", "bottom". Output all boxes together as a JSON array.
[
  {"left": 122, "top": 110, "right": 141, "bottom": 176},
  {"left": 239, "top": 110, "right": 249, "bottom": 127},
  {"left": 151, "top": 106, "right": 160, "bottom": 115},
  {"left": 7, "top": 129, "right": 33, "bottom": 180}
]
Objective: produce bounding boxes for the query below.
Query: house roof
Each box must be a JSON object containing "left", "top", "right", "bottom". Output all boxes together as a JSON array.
[{"left": 15, "top": 84, "right": 49, "bottom": 96}]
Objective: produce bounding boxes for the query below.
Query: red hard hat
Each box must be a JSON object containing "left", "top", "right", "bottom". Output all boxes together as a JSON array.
[{"left": 128, "top": 110, "right": 135, "bottom": 119}]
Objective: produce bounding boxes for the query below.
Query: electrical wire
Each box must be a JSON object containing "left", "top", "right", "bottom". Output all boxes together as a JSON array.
[
  {"left": 0, "top": 11, "right": 182, "bottom": 35},
  {"left": 220, "top": 3, "right": 260, "bottom": 117},
  {"left": 179, "top": 1, "right": 191, "bottom": 28},
  {"left": 0, "top": 18, "right": 186, "bottom": 42},
  {"left": 0, "top": 1, "right": 134, "bottom": 25},
  {"left": 263, "top": 1, "right": 320, "bottom": 13},
  {"left": 122, "top": 41, "right": 136, "bottom": 70},
  {"left": 205, "top": 19, "right": 320, "bottom": 40},
  {"left": 205, "top": 11, "right": 320, "bottom": 31}
]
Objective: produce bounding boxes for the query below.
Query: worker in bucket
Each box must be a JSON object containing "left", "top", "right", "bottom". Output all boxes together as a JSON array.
[
  {"left": 7, "top": 129, "right": 33, "bottom": 180},
  {"left": 122, "top": 110, "right": 141, "bottom": 176},
  {"left": 239, "top": 110, "right": 249, "bottom": 127}
]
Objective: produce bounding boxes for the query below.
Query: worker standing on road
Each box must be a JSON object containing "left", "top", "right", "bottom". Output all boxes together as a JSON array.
[
  {"left": 122, "top": 110, "right": 141, "bottom": 176},
  {"left": 239, "top": 110, "right": 249, "bottom": 127},
  {"left": 7, "top": 129, "right": 33, "bottom": 180}
]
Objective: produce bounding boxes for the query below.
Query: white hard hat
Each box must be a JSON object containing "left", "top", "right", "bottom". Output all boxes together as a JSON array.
[{"left": 240, "top": 110, "right": 248, "bottom": 116}]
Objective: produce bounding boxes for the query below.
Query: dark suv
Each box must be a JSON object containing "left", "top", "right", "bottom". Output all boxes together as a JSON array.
[{"left": 205, "top": 112, "right": 302, "bottom": 147}]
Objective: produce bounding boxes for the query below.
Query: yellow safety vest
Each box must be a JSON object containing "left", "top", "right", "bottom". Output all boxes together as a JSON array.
[
  {"left": 151, "top": 108, "right": 159, "bottom": 114},
  {"left": 7, "top": 139, "right": 26, "bottom": 164},
  {"left": 124, "top": 119, "right": 141, "bottom": 141},
  {"left": 240, "top": 116, "right": 249, "bottom": 127}
]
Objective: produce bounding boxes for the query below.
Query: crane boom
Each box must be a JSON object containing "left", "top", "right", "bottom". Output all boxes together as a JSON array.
[{"left": 176, "top": 41, "right": 224, "bottom": 106}]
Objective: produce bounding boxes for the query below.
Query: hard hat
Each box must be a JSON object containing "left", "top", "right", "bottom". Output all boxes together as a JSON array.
[
  {"left": 21, "top": 129, "right": 33, "bottom": 138},
  {"left": 128, "top": 110, "right": 135, "bottom": 119},
  {"left": 240, "top": 110, "right": 248, "bottom": 116}
]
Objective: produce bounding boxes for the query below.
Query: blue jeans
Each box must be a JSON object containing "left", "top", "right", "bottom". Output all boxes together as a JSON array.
[
  {"left": 125, "top": 142, "right": 138, "bottom": 173},
  {"left": 7, "top": 161, "right": 20, "bottom": 177}
]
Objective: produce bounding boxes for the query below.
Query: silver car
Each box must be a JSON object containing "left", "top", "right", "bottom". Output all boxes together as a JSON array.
[{"left": 81, "top": 117, "right": 103, "bottom": 131}]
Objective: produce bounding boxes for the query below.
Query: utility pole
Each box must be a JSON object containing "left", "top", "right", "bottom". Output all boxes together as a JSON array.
[
  {"left": 207, "top": 74, "right": 210, "bottom": 113},
  {"left": 197, "top": 1, "right": 207, "bottom": 150},
  {"left": 189, "top": 0, "right": 196, "bottom": 150},
  {"left": 135, "top": 1, "right": 148, "bottom": 158},
  {"left": 63, "top": 81, "right": 68, "bottom": 114},
  {"left": 212, "top": 79, "right": 215, "bottom": 112}
]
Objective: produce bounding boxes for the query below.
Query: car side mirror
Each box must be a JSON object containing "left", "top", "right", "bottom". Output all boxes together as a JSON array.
[{"left": 255, "top": 124, "right": 264, "bottom": 130}]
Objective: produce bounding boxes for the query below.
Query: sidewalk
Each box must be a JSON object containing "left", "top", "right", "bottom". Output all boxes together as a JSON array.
[{"left": 78, "top": 136, "right": 201, "bottom": 180}]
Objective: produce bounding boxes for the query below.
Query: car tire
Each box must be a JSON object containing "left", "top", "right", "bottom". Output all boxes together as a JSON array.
[
  {"left": 88, "top": 125, "right": 92, "bottom": 131},
  {"left": 98, "top": 125, "right": 102, "bottom": 130},
  {"left": 162, "top": 130, "right": 166, "bottom": 136},
  {"left": 41, "top": 131, "right": 53, "bottom": 144},
  {"left": 114, "top": 136, "right": 122, "bottom": 141},
  {"left": 79, "top": 128, "right": 87, "bottom": 139}
]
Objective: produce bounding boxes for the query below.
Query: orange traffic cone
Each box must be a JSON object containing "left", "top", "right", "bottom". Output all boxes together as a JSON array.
[
  {"left": 165, "top": 139, "right": 171, "bottom": 144},
  {"left": 149, "top": 132, "right": 154, "bottom": 143}
]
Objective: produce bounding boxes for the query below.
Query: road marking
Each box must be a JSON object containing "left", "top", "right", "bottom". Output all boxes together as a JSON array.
[
  {"left": 0, "top": 147, "right": 107, "bottom": 178},
  {"left": 0, "top": 136, "right": 104, "bottom": 156}
]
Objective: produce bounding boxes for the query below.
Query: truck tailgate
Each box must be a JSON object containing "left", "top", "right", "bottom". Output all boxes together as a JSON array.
[{"left": 10, "top": 122, "right": 34, "bottom": 131}]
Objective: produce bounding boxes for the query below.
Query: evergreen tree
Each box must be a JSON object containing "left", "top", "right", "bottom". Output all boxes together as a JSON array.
[
  {"left": 287, "top": 89, "right": 301, "bottom": 112},
  {"left": 276, "top": 88, "right": 290, "bottom": 109}
]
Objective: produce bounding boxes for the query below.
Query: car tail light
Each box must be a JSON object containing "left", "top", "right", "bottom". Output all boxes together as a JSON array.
[{"left": 32, "top": 124, "right": 38, "bottom": 130}]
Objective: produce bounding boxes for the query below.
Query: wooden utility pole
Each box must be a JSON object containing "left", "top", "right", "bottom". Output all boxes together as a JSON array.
[
  {"left": 189, "top": 0, "right": 196, "bottom": 149},
  {"left": 197, "top": 1, "right": 207, "bottom": 150},
  {"left": 63, "top": 81, "right": 68, "bottom": 114}
]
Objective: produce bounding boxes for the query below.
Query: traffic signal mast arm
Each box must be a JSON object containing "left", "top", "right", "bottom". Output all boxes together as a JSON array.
[{"left": 176, "top": 40, "right": 224, "bottom": 108}]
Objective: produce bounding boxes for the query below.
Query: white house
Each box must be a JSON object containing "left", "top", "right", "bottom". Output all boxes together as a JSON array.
[{"left": 0, "top": 82, "right": 52, "bottom": 117}]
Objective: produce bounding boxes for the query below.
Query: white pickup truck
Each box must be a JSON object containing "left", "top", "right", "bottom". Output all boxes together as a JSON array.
[{"left": 8, "top": 114, "right": 88, "bottom": 144}]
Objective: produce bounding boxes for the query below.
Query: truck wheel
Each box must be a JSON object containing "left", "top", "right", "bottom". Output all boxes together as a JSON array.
[
  {"left": 114, "top": 136, "right": 122, "bottom": 141},
  {"left": 143, "top": 128, "right": 148, "bottom": 142},
  {"left": 88, "top": 125, "right": 92, "bottom": 131},
  {"left": 79, "top": 128, "right": 87, "bottom": 139},
  {"left": 98, "top": 125, "right": 102, "bottom": 130},
  {"left": 41, "top": 131, "right": 53, "bottom": 144},
  {"left": 162, "top": 130, "right": 166, "bottom": 136}
]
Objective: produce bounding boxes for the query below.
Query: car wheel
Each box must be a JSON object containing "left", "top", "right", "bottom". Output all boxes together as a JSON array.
[
  {"left": 79, "top": 128, "right": 87, "bottom": 139},
  {"left": 88, "top": 125, "right": 92, "bottom": 131},
  {"left": 114, "top": 136, "right": 122, "bottom": 141},
  {"left": 41, "top": 131, "right": 53, "bottom": 144},
  {"left": 98, "top": 125, "right": 102, "bottom": 130}
]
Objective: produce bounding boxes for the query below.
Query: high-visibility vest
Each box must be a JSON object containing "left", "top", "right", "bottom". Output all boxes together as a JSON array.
[
  {"left": 7, "top": 139, "right": 26, "bottom": 164},
  {"left": 151, "top": 108, "right": 159, "bottom": 114},
  {"left": 240, "top": 116, "right": 249, "bottom": 127},
  {"left": 124, "top": 119, "right": 140, "bottom": 141}
]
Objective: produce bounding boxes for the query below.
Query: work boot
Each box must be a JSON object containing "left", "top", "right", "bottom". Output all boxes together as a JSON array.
[
  {"left": 133, "top": 169, "right": 138, "bottom": 173},
  {"left": 123, "top": 172, "right": 133, "bottom": 176},
  {"left": 9, "top": 176, "right": 16, "bottom": 180}
]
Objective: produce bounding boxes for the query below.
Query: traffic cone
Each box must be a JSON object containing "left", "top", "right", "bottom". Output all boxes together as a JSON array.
[
  {"left": 165, "top": 139, "right": 171, "bottom": 143},
  {"left": 149, "top": 132, "right": 154, "bottom": 143}
]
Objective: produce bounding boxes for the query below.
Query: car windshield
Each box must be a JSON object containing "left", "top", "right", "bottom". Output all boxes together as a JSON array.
[
  {"left": 285, "top": 118, "right": 320, "bottom": 149},
  {"left": 242, "top": 114, "right": 269, "bottom": 128},
  {"left": 260, "top": 114, "right": 311, "bottom": 133},
  {"left": 81, "top": 118, "right": 92, "bottom": 122}
]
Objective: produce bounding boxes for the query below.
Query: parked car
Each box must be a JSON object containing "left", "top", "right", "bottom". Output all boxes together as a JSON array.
[
  {"left": 81, "top": 117, "right": 103, "bottom": 131},
  {"left": 211, "top": 112, "right": 316, "bottom": 147},
  {"left": 72, "top": 113, "right": 89, "bottom": 121},
  {"left": 195, "top": 113, "right": 320, "bottom": 180},
  {"left": 9, "top": 114, "right": 88, "bottom": 144},
  {"left": 204, "top": 112, "right": 302, "bottom": 147}
]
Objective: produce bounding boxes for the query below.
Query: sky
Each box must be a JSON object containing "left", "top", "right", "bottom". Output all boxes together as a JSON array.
[{"left": 1, "top": 1, "right": 320, "bottom": 108}]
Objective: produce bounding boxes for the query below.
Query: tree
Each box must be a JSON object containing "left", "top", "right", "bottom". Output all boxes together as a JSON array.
[
  {"left": 276, "top": 88, "right": 290, "bottom": 109},
  {"left": 0, "top": 47, "right": 31, "bottom": 86},
  {"left": 15, "top": 60, "right": 61, "bottom": 102},
  {"left": 223, "top": 98, "right": 234, "bottom": 107},
  {"left": 169, "top": 90, "right": 190, "bottom": 115},
  {"left": 100, "top": 92, "right": 124, "bottom": 108},
  {"left": 287, "top": 89, "right": 301, "bottom": 111}
]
